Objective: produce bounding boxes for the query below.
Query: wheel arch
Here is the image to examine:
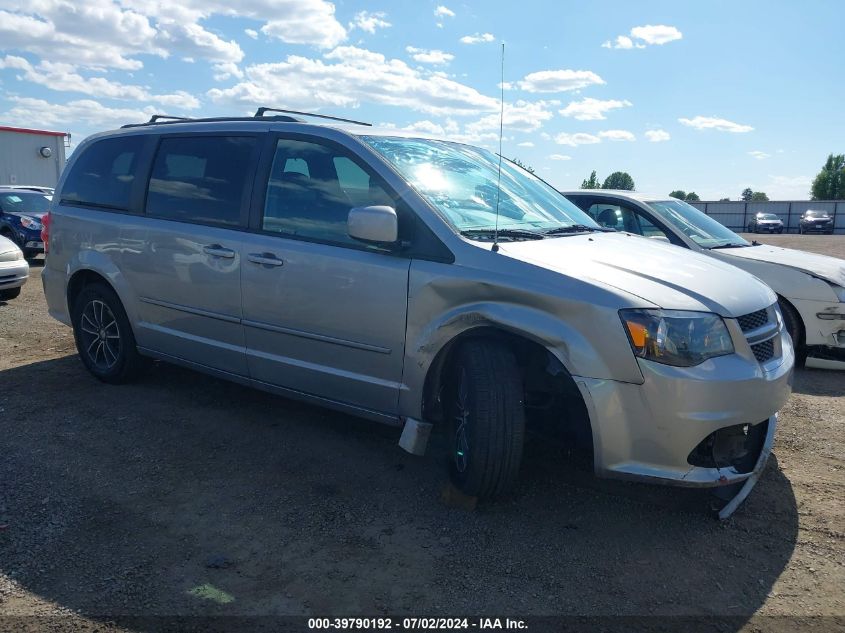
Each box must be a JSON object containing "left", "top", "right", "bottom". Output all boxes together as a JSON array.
[
  {"left": 421, "top": 325, "right": 595, "bottom": 457},
  {"left": 67, "top": 268, "right": 116, "bottom": 311}
]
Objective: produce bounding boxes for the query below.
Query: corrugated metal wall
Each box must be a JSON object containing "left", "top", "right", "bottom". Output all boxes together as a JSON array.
[
  {"left": 0, "top": 130, "right": 67, "bottom": 187},
  {"left": 690, "top": 200, "right": 845, "bottom": 234}
]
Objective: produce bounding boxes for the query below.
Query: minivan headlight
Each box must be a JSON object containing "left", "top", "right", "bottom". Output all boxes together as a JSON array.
[{"left": 619, "top": 309, "right": 734, "bottom": 367}]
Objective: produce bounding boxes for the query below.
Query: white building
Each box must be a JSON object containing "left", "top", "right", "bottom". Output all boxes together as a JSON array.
[{"left": 0, "top": 125, "right": 69, "bottom": 188}]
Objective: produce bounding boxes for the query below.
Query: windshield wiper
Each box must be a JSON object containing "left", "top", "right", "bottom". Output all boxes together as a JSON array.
[
  {"left": 542, "top": 224, "right": 614, "bottom": 235},
  {"left": 460, "top": 228, "right": 545, "bottom": 241},
  {"left": 709, "top": 243, "right": 750, "bottom": 250}
]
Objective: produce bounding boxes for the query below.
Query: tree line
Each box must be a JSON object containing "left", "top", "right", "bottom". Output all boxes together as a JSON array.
[{"left": 515, "top": 152, "right": 845, "bottom": 201}]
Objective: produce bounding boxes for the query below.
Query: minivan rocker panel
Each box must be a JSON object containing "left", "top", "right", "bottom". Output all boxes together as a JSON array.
[{"left": 42, "top": 117, "right": 793, "bottom": 516}]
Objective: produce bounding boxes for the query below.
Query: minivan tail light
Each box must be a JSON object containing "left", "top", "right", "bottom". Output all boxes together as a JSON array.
[{"left": 41, "top": 212, "right": 51, "bottom": 253}]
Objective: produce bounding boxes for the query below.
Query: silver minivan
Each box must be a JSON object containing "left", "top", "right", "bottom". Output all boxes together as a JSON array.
[{"left": 43, "top": 112, "right": 794, "bottom": 515}]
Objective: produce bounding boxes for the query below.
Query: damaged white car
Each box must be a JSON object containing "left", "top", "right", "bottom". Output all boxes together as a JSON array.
[{"left": 564, "top": 190, "right": 845, "bottom": 370}]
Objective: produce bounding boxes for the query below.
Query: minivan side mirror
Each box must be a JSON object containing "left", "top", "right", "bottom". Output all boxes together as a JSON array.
[{"left": 348, "top": 205, "right": 398, "bottom": 245}]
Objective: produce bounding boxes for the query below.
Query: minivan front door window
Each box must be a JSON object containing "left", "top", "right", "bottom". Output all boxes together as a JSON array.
[{"left": 262, "top": 138, "right": 395, "bottom": 246}]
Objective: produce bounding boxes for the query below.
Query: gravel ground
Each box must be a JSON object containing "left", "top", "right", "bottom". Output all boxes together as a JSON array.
[{"left": 0, "top": 235, "right": 843, "bottom": 631}]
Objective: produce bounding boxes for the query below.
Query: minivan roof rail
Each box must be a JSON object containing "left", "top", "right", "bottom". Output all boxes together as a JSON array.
[
  {"left": 120, "top": 107, "right": 371, "bottom": 129},
  {"left": 121, "top": 114, "right": 301, "bottom": 129},
  {"left": 254, "top": 107, "right": 372, "bottom": 126},
  {"left": 148, "top": 114, "right": 191, "bottom": 123}
]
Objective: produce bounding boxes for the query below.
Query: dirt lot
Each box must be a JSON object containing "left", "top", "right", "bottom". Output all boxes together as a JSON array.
[{"left": 1, "top": 234, "right": 843, "bottom": 631}]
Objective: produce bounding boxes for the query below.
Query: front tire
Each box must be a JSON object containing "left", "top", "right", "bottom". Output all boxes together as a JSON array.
[
  {"left": 445, "top": 340, "right": 525, "bottom": 499},
  {"left": 71, "top": 282, "right": 145, "bottom": 384}
]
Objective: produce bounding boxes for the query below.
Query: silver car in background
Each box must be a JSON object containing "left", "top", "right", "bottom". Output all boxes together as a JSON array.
[{"left": 43, "top": 113, "right": 793, "bottom": 516}]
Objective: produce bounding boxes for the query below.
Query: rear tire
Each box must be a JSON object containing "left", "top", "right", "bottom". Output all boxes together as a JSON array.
[
  {"left": 71, "top": 282, "right": 146, "bottom": 384},
  {"left": 0, "top": 286, "right": 21, "bottom": 301},
  {"left": 445, "top": 340, "right": 525, "bottom": 499},
  {"left": 778, "top": 297, "right": 806, "bottom": 367}
]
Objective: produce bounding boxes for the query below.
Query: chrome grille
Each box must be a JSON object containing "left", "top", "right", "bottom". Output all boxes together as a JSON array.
[
  {"left": 751, "top": 339, "right": 775, "bottom": 363},
  {"left": 738, "top": 309, "right": 769, "bottom": 332}
]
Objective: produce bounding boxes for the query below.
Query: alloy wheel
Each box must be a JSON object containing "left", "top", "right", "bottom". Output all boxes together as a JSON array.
[{"left": 79, "top": 299, "right": 122, "bottom": 371}]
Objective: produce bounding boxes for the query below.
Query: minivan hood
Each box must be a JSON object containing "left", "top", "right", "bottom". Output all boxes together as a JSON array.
[
  {"left": 497, "top": 232, "right": 776, "bottom": 317},
  {"left": 719, "top": 244, "right": 845, "bottom": 287}
]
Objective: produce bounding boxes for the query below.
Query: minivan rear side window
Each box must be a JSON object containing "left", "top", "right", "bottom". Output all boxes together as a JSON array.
[
  {"left": 145, "top": 136, "right": 257, "bottom": 227},
  {"left": 61, "top": 135, "right": 145, "bottom": 211}
]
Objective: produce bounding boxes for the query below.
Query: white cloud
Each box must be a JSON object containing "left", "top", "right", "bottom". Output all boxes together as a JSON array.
[
  {"left": 555, "top": 132, "right": 601, "bottom": 146},
  {"left": 212, "top": 61, "right": 243, "bottom": 81},
  {"left": 511, "top": 69, "right": 605, "bottom": 93},
  {"left": 559, "top": 97, "right": 631, "bottom": 120},
  {"left": 406, "top": 47, "right": 454, "bottom": 65},
  {"left": 403, "top": 120, "right": 447, "bottom": 135},
  {"left": 0, "top": 5, "right": 160, "bottom": 70},
  {"left": 434, "top": 6, "right": 455, "bottom": 18},
  {"left": 245, "top": 28, "right": 258, "bottom": 39},
  {"left": 601, "top": 36, "right": 643, "bottom": 50},
  {"left": 460, "top": 33, "right": 495, "bottom": 44},
  {"left": 350, "top": 11, "right": 391, "bottom": 34},
  {"left": 679, "top": 116, "right": 753, "bottom": 133},
  {"left": 549, "top": 154, "right": 572, "bottom": 161},
  {"left": 464, "top": 100, "right": 556, "bottom": 137},
  {"left": 631, "top": 25, "right": 683, "bottom": 45},
  {"left": 0, "top": 0, "right": 354, "bottom": 75},
  {"left": 603, "top": 24, "right": 682, "bottom": 49},
  {"left": 0, "top": 55, "right": 200, "bottom": 109},
  {"left": 645, "top": 129, "right": 670, "bottom": 142},
  {"left": 208, "top": 46, "right": 499, "bottom": 117},
  {"left": 598, "top": 129, "right": 636, "bottom": 142},
  {"left": 517, "top": 141, "right": 534, "bottom": 147},
  {"left": 259, "top": 1, "right": 346, "bottom": 49},
  {"left": 748, "top": 150, "right": 771, "bottom": 160},
  {"left": 0, "top": 96, "right": 154, "bottom": 130}
]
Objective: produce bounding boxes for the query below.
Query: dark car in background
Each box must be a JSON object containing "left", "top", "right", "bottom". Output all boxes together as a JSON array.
[
  {"left": 0, "top": 187, "right": 52, "bottom": 259},
  {"left": 747, "top": 212, "right": 784, "bottom": 234},
  {"left": 799, "top": 209, "right": 834, "bottom": 234}
]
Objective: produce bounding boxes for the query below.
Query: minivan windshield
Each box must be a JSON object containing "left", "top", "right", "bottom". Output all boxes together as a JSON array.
[
  {"left": 759, "top": 213, "right": 779, "bottom": 220},
  {"left": 646, "top": 199, "right": 751, "bottom": 249},
  {"left": 806, "top": 210, "right": 830, "bottom": 218},
  {"left": 362, "top": 136, "right": 599, "bottom": 238}
]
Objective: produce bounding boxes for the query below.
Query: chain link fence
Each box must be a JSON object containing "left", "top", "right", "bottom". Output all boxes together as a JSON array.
[{"left": 689, "top": 200, "right": 844, "bottom": 234}]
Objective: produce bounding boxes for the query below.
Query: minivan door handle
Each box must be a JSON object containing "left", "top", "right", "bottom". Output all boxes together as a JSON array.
[
  {"left": 203, "top": 244, "right": 236, "bottom": 259},
  {"left": 248, "top": 252, "right": 285, "bottom": 267}
]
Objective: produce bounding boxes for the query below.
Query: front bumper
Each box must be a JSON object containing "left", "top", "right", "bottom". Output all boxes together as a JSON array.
[
  {"left": 0, "top": 258, "right": 29, "bottom": 290},
  {"left": 802, "top": 222, "right": 834, "bottom": 232},
  {"left": 574, "top": 330, "right": 793, "bottom": 489},
  {"left": 756, "top": 224, "right": 783, "bottom": 232},
  {"left": 18, "top": 228, "right": 44, "bottom": 253}
]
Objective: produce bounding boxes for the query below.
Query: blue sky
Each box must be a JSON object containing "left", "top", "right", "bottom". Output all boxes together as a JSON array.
[{"left": 1, "top": 0, "right": 843, "bottom": 199}]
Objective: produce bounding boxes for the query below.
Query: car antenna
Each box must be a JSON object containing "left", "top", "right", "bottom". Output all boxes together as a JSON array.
[{"left": 492, "top": 42, "right": 505, "bottom": 253}]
